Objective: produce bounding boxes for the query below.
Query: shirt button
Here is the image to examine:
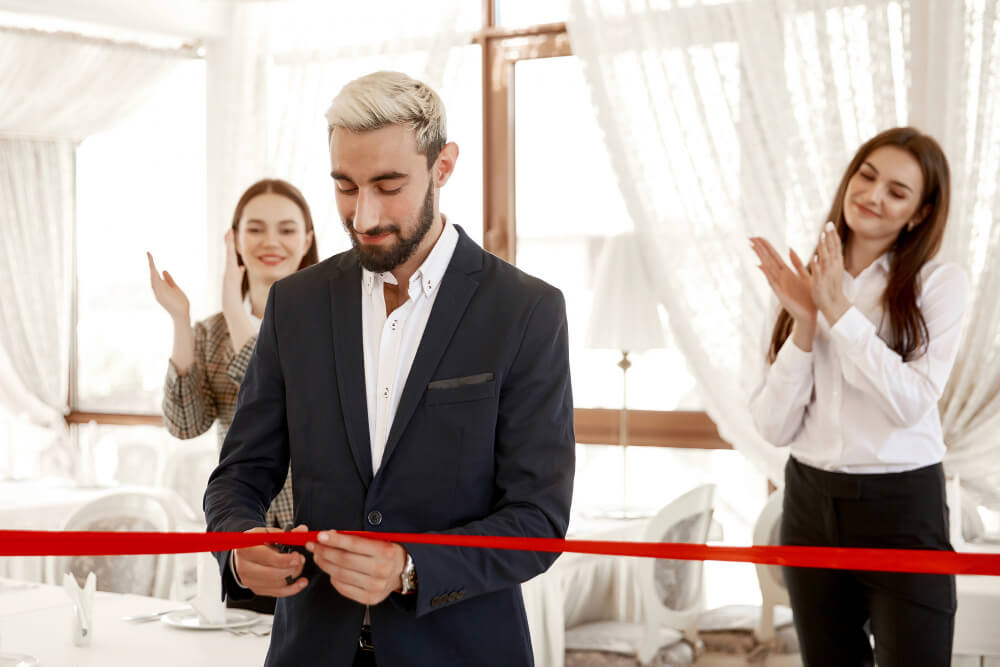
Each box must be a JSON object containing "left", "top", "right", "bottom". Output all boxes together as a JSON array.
[
  {"left": 383, "top": 387, "right": 390, "bottom": 398},
  {"left": 391, "top": 320, "right": 398, "bottom": 331},
  {"left": 367, "top": 510, "right": 383, "bottom": 526}
]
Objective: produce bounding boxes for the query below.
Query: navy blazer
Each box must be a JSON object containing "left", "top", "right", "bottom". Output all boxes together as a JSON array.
[{"left": 205, "top": 226, "right": 575, "bottom": 666}]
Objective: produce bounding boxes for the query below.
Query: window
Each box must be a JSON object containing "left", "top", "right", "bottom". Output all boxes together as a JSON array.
[
  {"left": 513, "top": 56, "right": 701, "bottom": 412},
  {"left": 74, "top": 59, "right": 207, "bottom": 415}
]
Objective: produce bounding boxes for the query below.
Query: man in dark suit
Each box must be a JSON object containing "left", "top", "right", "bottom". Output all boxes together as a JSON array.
[{"left": 204, "top": 71, "right": 575, "bottom": 666}]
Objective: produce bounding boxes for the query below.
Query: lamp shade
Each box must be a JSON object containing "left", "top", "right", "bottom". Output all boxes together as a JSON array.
[{"left": 585, "top": 233, "right": 667, "bottom": 353}]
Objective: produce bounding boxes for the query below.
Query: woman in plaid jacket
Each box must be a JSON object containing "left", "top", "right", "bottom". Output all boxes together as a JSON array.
[{"left": 147, "top": 179, "right": 319, "bottom": 532}]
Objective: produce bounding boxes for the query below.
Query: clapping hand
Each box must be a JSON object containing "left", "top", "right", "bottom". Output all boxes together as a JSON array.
[
  {"left": 146, "top": 252, "right": 190, "bottom": 324},
  {"left": 810, "top": 221, "right": 851, "bottom": 325},
  {"left": 749, "top": 236, "right": 816, "bottom": 326}
]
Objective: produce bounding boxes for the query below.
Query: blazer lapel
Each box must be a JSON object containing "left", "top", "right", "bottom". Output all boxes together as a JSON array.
[
  {"left": 329, "top": 252, "right": 373, "bottom": 487},
  {"left": 380, "top": 228, "right": 482, "bottom": 469}
]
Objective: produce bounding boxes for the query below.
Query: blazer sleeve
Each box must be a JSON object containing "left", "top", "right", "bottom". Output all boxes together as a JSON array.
[
  {"left": 402, "top": 287, "right": 576, "bottom": 618},
  {"left": 204, "top": 288, "right": 291, "bottom": 599},
  {"left": 162, "top": 321, "right": 217, "bottom": 439}
]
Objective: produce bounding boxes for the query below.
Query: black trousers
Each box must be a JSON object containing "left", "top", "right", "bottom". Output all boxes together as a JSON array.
[{"left": 780, "top": 457, "right": 956, "bottom": 667}]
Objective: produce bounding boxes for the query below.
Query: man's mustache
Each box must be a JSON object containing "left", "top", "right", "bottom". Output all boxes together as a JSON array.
[{"left": 346, "top": 219, "right": 400, "bottom": 238}]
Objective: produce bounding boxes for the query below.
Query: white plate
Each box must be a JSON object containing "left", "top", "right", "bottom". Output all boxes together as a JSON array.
[
  {"left": 0, "top": 653, "right": 39, "bottom": 667},
  {"left": 160, "top": 609, "right": 261, "bottom": 631}
]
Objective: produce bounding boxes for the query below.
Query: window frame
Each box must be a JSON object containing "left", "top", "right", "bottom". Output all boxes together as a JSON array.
[{"left": 66, "top": 1, "right": 728, "bottom": 449}]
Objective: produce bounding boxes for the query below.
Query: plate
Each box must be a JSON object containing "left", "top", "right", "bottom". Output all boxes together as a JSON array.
[
  {"left": 160, "top": 609, "right": 261, "bottom": 631},
  {"left": 0, "top": 653, "right": 39, "bottom": 667}
]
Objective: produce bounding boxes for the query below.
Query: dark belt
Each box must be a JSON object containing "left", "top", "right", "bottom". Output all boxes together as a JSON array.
[{"left": 359, "top": 624, "right": 374, "bottom": 652}]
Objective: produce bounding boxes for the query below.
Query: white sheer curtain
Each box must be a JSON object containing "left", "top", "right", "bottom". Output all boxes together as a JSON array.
[
  {"left": 933, "top": 0, "right": 1000, "bottom": 509},
  {"left": 0, "top": 27, "right": 184, "bottom": 431},
  {"left": 568, "top": 0, "right": 1000, "bottom": 498},
  {"left": 0, "top": 139, "right": 74, "bottom": 429},
  {"left": 264, "top": 1, "right": 478, "bottom": 254},
  {"left": 198, "top": 1, "right": 477, "bottom": 286}
]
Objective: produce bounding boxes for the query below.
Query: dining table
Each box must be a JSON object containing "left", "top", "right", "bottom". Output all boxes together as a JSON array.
[{"left": 0, "top": 578, "right": 270, "bottom": 666}]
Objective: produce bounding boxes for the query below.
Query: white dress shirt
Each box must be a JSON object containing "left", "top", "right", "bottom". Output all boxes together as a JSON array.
[
  {"left": 750, "top": 255, "right": 968, "bottom": 473},
  {"left": 362, "top": 221, "right": 459, "bottom": 474}
]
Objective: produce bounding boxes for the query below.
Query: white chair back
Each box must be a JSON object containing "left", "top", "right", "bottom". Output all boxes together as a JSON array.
[
  {"left": 54, "top": 490, "right": 175, "bottom": 599},
  {"left": 114, "top": 440, "right": 161, "bottom": 486},
  {"left": 753, "top": 489, "right": 789, "bottom": 641},
  {"left": 635, "top": 483, "right": 716, "bottom": 663},
  {"left": 159, "top": 439, "right": 219, "bottom": 523}
]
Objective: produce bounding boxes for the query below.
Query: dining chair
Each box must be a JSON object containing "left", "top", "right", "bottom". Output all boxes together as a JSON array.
[
  {"left": 563, "top": 484, "right": 716, "bottom": 667},
  {"left": 695, "top": 488, "right": 800, "bottom": 666},
  {"left": 53, "top": 490, "right": 176, "bottom": 599},
  {"left": 159, "top": 439, "right": 218, "bottom": 524},
  {"left": 114, "top": 440, "right": 161, "bottom": 486}
]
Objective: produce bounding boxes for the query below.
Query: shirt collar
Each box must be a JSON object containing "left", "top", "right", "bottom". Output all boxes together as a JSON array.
[
  {"left": 362, "top": 221, "right": 459, "bottom": 298},
  {"left": 846, "top": 251, "right": 892, "bottom": 285},
  {"left": 244, "top": 295, "right": 262, "bottom": 331}
]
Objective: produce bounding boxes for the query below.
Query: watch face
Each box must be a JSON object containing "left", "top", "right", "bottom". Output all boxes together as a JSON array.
[{"left": 401, "top": 555, "right": 416, "bottom": 593}]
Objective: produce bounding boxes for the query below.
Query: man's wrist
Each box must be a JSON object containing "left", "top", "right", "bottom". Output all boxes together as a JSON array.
[
  {"left": 230, "top": 550, "right": 249, "bottom": 589},
  {"left": 399, "top": 551, "right": 417, "bottom": 595}
]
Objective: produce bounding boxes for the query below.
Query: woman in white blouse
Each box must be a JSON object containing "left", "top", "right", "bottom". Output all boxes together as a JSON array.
[{"left": 749, "top": 127, "right": 967, "bottom": 667}]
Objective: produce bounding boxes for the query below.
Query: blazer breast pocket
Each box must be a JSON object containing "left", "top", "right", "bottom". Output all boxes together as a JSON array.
[{"left": 425, "top": 373, "right": 496, "bottom": 405}]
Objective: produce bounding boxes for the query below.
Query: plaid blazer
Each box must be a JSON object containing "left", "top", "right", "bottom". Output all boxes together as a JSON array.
[{"left": 163, "top": 312, "right": 294, "bottom": 528}]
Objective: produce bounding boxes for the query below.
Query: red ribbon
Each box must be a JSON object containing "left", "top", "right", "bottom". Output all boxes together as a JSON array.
[{"left": 2, "top": 529, "right": 998, "bottom": 576}]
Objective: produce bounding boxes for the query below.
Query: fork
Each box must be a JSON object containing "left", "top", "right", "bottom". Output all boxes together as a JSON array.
[
  {"left": 226, "top": 626, "right": 271, "bottom": 637},
  {"left": 119, "top": 607, "right": 188, "bottom": 623}
]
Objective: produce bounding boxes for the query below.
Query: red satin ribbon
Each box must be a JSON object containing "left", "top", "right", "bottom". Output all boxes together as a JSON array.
[{"left": 2, "top": 529, "right": 998, "bottom": 575}]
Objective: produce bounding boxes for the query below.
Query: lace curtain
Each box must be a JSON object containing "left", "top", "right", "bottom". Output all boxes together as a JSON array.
[
  {"left": 199, "top": 1, "right": 476, "bottom": 296},
  {"left": 0, "top": 27, "right": 183, "bottom": 430},
  {"left": 568, "top": 0, "right": 1000, "bottom": 506}
]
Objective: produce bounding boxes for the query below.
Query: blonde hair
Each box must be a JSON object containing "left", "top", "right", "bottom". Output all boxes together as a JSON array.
[{"left": 326, "top": 71, "right": 447, "bottom": 168}]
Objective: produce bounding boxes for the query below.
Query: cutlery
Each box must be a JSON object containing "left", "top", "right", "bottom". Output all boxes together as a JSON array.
[{"left": 119, "top": 608, "right": 187, "bottom": 623}]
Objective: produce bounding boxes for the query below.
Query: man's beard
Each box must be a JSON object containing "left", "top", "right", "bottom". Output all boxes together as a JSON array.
[{"left": 346, "top": 179, "right": 435, "bottom": 273}]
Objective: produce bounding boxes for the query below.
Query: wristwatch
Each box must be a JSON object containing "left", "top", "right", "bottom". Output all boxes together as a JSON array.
[{"left": 400, "top": 552, "right": 417, "bottom": 595}]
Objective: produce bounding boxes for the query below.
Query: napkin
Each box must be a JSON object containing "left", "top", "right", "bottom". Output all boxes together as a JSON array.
[
  {"left": 63, "top": 571, "right": 95, "bottom": 647},
  {"left": 190, "top": 552, "right": 227, "bottom": 625}
]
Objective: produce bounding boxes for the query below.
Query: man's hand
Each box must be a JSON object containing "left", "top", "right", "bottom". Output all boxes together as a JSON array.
[
  {"left": 306, "top": 531, "right": 408, "bottom": 605},
  {"left": 233, "top": 525, "right": 309, "bottom": 597}
]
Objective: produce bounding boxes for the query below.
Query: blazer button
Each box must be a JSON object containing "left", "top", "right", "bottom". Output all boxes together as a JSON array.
[{"left": 367, "top": 510, "right": 383, "bottom": 526}]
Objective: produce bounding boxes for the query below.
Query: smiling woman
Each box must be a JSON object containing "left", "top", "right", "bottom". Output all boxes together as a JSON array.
[
  {"left": 146, "top": 178, "right": 318, "bottom": 537},
  {"left": 749, "top": 127, "right": 967, "bottom": 667}
]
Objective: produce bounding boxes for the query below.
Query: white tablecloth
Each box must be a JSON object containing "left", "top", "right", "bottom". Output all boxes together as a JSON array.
[
  {"left": 955, "top": 572, "right": 1000, "bottom": 659},
  {"left": 0, "top": 579, "right": 269, "bottom": 666},
  {"left": 522, "top": 519, "right": 648, "bottom": 667}
]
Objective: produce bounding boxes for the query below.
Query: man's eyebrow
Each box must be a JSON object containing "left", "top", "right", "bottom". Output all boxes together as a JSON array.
[{"left": 330, "top": 170, "right": 408, "bottom": 183}]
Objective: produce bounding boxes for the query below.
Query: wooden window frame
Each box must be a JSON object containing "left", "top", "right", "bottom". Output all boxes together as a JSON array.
[{"left": 67, "top": 3, "right": 727, "bottom": 450}]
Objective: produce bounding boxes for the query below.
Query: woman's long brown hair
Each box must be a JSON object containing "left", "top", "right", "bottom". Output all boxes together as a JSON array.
[
  {"left": 230, "top": 178, "right": 320, "bottom": 298},
  {"left": 767, "top": 127, "right": 950, "bottom": 363}
]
